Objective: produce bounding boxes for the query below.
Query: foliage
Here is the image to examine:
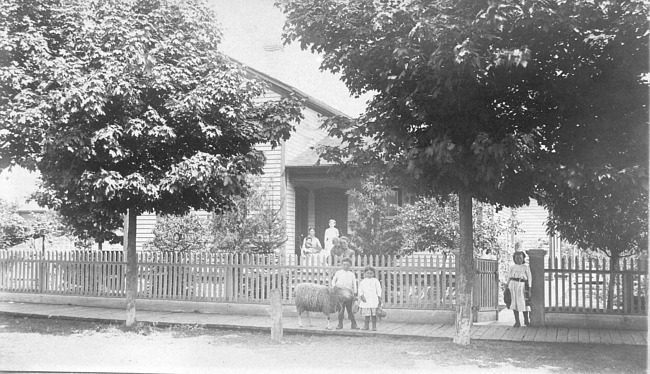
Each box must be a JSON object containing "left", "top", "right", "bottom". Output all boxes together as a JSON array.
[
  {"left": 398, "top": 195, "right": 511, "bottom": 257},
  {"left": 1, "top": 0, "right": 304, "bottom": 245},
  {"left": 211, "top": 179, "right": 287, "bottom": 254},
  {"left": 0, "top": 199, "right": 30, "bottom": 249},
  {"left": 346, "top": 178, "right": 403, "bottom": 255},
  {"left": 347, "top": 178, "right": 514, "bottom": 256},
  {"left": 277, "top": 0, "right": 647, "bottom": 342},
  {"left": 540, "top": 175, "right": 648, "bottom": 260},
  {"left": 143, "top": 213, "right": 213, "bottom": 253}
]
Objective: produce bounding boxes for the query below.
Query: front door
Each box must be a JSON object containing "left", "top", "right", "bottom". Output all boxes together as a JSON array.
[{"left": 314, "top": 189, "right": 348, "bottom": 246}]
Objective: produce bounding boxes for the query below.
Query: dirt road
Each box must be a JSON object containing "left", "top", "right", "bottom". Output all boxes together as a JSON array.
[{"left": 0, "top": 316, "right": 645, "bottom": 374}]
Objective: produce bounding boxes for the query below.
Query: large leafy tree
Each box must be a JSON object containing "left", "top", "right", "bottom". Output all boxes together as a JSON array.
[
  {"left": 1, "top": 0, "right": 303, "bottom": 326},
  {"left": 277, "top": 0, "right": 648, "bottom": 344}
]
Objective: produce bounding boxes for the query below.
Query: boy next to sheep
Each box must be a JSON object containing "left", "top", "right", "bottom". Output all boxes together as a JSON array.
[{"left": 331, "top": 258, "right": 359, "bottom": 330}]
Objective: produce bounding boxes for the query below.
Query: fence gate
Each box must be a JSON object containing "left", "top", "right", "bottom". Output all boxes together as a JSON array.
[{"left": 473, "top": 258, "right": 499, "bottom": 322}]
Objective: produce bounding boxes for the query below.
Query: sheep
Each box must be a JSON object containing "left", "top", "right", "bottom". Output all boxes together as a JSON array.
[{"left": 294, "top": 283, "right": 354, "bottom": 330}]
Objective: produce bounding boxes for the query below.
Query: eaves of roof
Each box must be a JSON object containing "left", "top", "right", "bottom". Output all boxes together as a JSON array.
[{"left": 230, "top": 57, "right": 351, "bottom": 119}]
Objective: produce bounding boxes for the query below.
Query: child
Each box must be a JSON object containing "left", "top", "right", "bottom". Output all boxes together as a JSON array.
[
  {"left": 331, "top": 257, "right": 359, "bottom": 329},
  {"left": 358, "top": 266, "right": 382, "bottom": 331}
]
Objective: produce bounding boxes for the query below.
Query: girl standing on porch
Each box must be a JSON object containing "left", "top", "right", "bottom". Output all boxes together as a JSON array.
[
  {"left": 506, "top": 251, "right": 532, "bottom": 327},
  {"left": 322, "top": 219, "right": 339, "bottom": 262}
]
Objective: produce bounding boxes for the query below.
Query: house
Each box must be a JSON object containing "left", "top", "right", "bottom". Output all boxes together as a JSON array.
[{"left": 135, "top": 66, "right": 360, "bottom": 254}]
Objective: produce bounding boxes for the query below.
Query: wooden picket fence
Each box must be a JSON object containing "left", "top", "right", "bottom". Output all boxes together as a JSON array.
[
  {"left": 545, "top": 255, "right": 648, "bottom": 315},
  {"left": 0, "top": 250, "right": 499, "bottom": 311}
]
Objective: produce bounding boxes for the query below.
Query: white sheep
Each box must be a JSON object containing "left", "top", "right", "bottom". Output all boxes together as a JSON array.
[{"left": 294, "top": 283, "right": 353, "bottom": 330}]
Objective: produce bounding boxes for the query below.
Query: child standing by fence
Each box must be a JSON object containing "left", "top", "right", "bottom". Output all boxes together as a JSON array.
[
  {"left": 506, "top": 251, "right": 532, "bottom": 327},
  {"left": 358, "top": 266, "right": 382, "bottom": 331}
]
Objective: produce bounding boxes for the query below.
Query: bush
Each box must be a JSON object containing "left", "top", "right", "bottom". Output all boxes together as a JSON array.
[
  {"left": 143, "top": 213, "right": 213, "bottom": 253},
  {"left": 0, "top": 200, "right": 31, "bottom": 249},
  {"left": 346, "top": 178, "right": 403, "bottom": 255},
  {"left": 211, "top": 179, "right": 286, "bottom": 254}
]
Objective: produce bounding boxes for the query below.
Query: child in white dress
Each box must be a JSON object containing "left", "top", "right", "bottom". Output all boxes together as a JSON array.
[
  {"left": 506, "top": 251, "right": 532, "bottom": 327},
  {"left": 358, "top": 266, "right": 382, "bottom": 331}
]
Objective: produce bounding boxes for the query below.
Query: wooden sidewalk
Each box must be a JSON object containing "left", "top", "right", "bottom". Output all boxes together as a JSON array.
[{"left": 0, "top": 301, "right": 645, "bottom": 346}]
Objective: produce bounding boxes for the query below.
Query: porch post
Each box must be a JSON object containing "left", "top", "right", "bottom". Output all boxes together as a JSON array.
[{"left": 527, "top": 249, "right": 546, "bottom": 327}]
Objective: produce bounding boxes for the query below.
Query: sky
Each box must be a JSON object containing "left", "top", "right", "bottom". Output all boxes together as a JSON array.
[
  {"left": 0, "top": 0, "right": 369, "bottom": 207},
  {"left": 212, "top": 0, "right": 369, "bottom": 117}
]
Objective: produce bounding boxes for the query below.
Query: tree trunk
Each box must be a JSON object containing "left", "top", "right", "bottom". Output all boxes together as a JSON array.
[
  {"left": 453, "top": 191, "right": 474, "bottom": 345},
  {"left": 606, "top": 252, "right": 620, "bottom": 312},
  {"left": 124, "top": 209, "right": 138, "bottom": 328}
]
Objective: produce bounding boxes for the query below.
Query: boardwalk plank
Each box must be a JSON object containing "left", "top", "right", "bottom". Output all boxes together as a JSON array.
[
  {"left": 619, "top": 330, "right": 636, "bottom": 345},
  {"left": 407, "top": 324, "right": 434, "bottom": 336},
  {"left": 599, "top": 329, "right": 613, "bottom": 345},
  {"left": 424, "top": 324, "right": 447, "bottom": 337},
  {"left": 493, "top": 327, "right": 513, "bottom": 341},
  {"left": 479, "top": 326, "right": 502, "bottom": 340},
  {"left": 541, "top": 327, "right": 558, "bottom": 343},
  {"left": 473, "top": 327, "right": 494, "bottom": 340},
  {"left": 522, "top": 327, "right": 539, "bottom": 342},
  {"left": 588, "top": 329, "right": 601, "bottom": 344},
  {"left": 427, "top": 324, "right": 451, "bottom": 338},
  {"left": 589, "top": 329, "right": 602, "bottom": 344},
  {"left": 578, "top": 328, "right": 591, "bottom": 344},
  {"left": 482, "top": 326, "right": 509, "bottom": 341},
  {"left": 438, "top": 324, "right": 457, "bottom": 338},
  {"left": 567, "top": 328, "right": 580, "bottom": 344},
  {"left": 511, "top": 327, "right": 528, "bottom": 341},
  {"left": 556, "top": 328, "right": 569, "bottom": 343},
  {"left": 379, "top": 322, "right": 408, "bottom": 334},
  {"left": 607, "top": 329, "right": 624, "bottom": 345},
  {"left": 628, "top": 330, "right": 646, "bottom": 346},
  {"left": 471, "top": 325, "right": 490, "bottom": 339},
  {"left": 499, "top": 327, "right": 519, "bottom": 341},
  {"left": 533, "top": 326, "right": 547, "bottom": 342},
  {"left": 395, "top": 323, "right": 428, "bottom": 335}
]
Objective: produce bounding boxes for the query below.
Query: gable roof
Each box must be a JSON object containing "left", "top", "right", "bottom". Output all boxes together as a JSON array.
[
  {"left": 241, "top": 63, "right": 351, "bottom": 119},
  {"left": 285, "top": 135, "right": 342, "bottom": 167}
]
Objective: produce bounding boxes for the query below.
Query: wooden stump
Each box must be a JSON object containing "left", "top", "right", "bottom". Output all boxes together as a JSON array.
[{"left": 270, "top": 288, "right": 283, "bottom": 342}]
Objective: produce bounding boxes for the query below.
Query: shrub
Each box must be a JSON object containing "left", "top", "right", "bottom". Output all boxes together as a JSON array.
[{"left": 143, "top": 213, "right": 213, "bottom": 253}]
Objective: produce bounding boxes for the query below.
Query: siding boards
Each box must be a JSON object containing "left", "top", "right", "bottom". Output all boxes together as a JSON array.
[
  {"left": 513, "top": 199, "right": 549, "bottom": 249},
  {"left": 285, "top": 182, "right": 296, "bottom": 254},
  {"left": 136, "top": 213, "right": 158, "bottom": 250}
]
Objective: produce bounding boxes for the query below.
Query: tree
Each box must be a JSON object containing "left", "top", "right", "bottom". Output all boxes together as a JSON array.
[
  {"left": 2, "top": 0, "right": 303, "bottom": 327},
  {"left": 0, "top": 199, "right": 31, "bottom": 249},
  {"left": 212, "top": 178, "right": 287, "bottom": 254},
  {"left": 398, "top": 195, "right": 511, "bottom": 257},
  {"left": 143, "top": 213, "right": 213, "bottom": 253},
  {"left": 277, "top": 0, "right": 648, "bottom": 344},
  {"left": 347, "top": 178, "right": 510, "bottom": 257},
  {"left": 27, "top": 210, "right": 68, "bottom": 251},
  {"left": 346, "top": 177, "right": 403, "bottom": 255},
  {"left": 538, "top": 171, "right": 648, "bottom": 310}
]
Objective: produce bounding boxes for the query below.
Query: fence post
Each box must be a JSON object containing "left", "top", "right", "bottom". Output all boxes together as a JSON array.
[
  {"left": 270, "top": 288, "right": 283, "bottom": 343},
  {"left": 527, "top": 249, "right": 547, "bottom": 327}
]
